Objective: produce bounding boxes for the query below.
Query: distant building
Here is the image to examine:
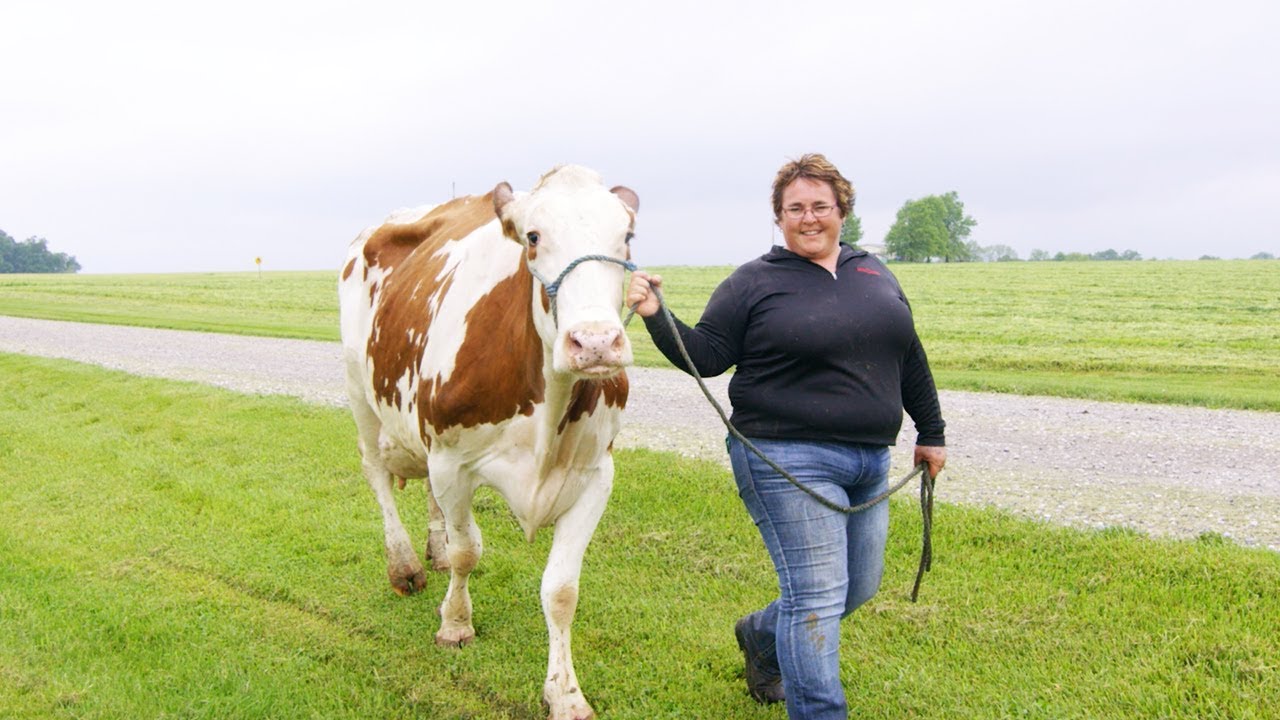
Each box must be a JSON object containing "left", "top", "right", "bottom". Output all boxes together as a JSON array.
[{"left": 857, "top": 242, "right": 890, "bottom": 261}]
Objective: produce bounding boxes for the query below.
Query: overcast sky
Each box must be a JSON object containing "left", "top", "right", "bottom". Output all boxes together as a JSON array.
[{"left": 3, "top": 0, "right": 1278, "bottom": 273}]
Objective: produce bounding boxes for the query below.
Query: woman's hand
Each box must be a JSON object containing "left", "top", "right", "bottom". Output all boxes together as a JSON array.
[
  {"left": 913, "top": 445, "right": 947, "bottom": 480},
  {"left": 626, "top": 271, "right": 663, "bottom": 318}
]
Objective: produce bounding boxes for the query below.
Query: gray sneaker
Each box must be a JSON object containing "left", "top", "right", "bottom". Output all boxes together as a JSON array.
[{"left": 734, "top": 616, "right": 785, "bottom": 704}]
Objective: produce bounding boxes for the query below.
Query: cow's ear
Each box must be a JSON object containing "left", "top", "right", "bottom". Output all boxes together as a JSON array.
[
  {"left": 493, "top": 182, "right": 515, "bottom": 218},
  {"left": 493, "top": 182, "right": 522, "bottom": 242},
  {"left": 610, "top": 185, "right": 639, "bottom": 213}
]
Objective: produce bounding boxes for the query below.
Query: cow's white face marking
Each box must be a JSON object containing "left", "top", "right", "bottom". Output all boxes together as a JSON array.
[{"left": 495, "top": 166, "right": 638, "bottom": 377}]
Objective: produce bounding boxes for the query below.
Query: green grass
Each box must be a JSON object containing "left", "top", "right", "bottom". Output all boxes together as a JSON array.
[
  {"left": 2, "top": 354, "right": 1277, "bottom": 719},
  {"left": 2, "top": 259, "right": 1278, "bottom": 409},
  {"left": 0, "top": 271, "right": 337, "bottom": 340},
  {"left": 891, "top": 260, "right": 1280, "bottom": 410}
]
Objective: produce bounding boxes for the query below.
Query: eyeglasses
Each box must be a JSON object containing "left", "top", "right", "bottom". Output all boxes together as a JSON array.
[{"left": 782, "top": 203, "right": 836, "bottom": 219}]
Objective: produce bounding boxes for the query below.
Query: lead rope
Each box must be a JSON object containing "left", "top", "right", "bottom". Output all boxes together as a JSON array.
[
  {"left": 527, "top": 253, "right": 935, "bottom": 599},
  {"left": 634, "top": 282, "right": 937, "bottom": 602}
]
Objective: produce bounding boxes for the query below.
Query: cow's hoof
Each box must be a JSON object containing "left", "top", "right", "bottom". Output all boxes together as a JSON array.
[
  {"left": 546, "top": 703, "right": 595, "bottom": 720},
  {"left": 545, "top": 691, "right": 595, "bottom": 720},
  {"left": 388, "top": 565, "right": 427, "bottom": 596},
  {"left": 435, "top": 625, "right": 475, "bottom": 647}
]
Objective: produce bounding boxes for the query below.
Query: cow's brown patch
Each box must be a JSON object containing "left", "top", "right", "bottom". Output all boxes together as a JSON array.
[
  {"left": 364, "top": 195, "right": 495, "bottom": 274},
  {"left": 557, "top": 374, "right": 629, "bottom": 434},
  {"left": 367, "top": 195, "right": 495, "bottom": 409},
  {"left": 369, "top": 251, "right": 453, "bottom": 409},
  {"left": 342, "top": 257, "right": 356, "bottom": 281},
  {"left": 420, "top": 262, "right": 545, "bottom": 435},
  {"left": 500, "top": 218, "right": 521, "bottom": 243}
]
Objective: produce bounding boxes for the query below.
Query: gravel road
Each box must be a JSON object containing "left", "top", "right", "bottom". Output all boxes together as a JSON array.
[{"left": 3, "top": 315, "right": 1277, "bottom": 551}]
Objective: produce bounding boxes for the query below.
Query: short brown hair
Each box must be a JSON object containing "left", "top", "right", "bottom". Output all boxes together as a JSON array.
[{"left": 770, "top": 153, "right": 855, "bottom": 220}]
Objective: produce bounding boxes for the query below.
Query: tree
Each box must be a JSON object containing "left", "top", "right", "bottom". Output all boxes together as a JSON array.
[
  {"left": 884, "top": 192, "right": 977, "bottom": 262},
  {"left": 0, "top": 229, "right": 81, "bottom": 273},
  {"left": 977, "top": 243, "right": 1020, "bottom": 262},
  {"left": 839, "top": 212, "right": 863, "bottom": 248},
  {"left": 938, "top": 191, "right": 977, "bottom": 262},
  {"left": 884, "top": 196, "right": 948, "bottom": 262},
  {"left": 1251, "top": 252, "right": 1275, "bottom": 260},
  {"left": 1029, "top": 249, "right": 1051, "bottom": 261},
  {"left": 0, "top": 233, "right": 12, "bottom": 273}
]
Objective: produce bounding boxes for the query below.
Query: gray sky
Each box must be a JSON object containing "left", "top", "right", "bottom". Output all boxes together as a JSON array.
[{"left": 3, "top": 0, "right": 1278, "bottom": 274}]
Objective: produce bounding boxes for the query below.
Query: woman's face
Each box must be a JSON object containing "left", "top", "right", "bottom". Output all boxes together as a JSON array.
[{"left": 777, "top": 177, "right": 844, "bottom": 266}]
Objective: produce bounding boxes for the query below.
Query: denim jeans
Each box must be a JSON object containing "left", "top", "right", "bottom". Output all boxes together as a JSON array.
[{"left": 728, "top": 436, "right": 891, "bottom": 720}]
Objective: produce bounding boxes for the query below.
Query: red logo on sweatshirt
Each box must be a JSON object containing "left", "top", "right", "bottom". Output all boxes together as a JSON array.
[{"left": 856, "top": 267, "right": 881, "bottom": 276}]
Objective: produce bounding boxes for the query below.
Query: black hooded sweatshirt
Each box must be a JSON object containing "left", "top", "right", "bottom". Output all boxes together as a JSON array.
[{"left": 643, "top": 244, "right": 946, "bottom": 447}]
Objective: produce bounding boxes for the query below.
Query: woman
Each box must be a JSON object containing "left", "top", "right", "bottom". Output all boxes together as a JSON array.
[{"left": 626, "top": 154, "right": 946, "bottom": 719}]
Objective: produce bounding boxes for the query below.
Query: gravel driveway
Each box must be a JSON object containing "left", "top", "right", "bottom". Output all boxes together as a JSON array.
[{"left": 3, "top": 315, "right": 1277, "bottom": 551}]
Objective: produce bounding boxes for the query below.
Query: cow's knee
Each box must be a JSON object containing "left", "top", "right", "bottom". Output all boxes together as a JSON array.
[
  {"left": 546, "top": 584, "right": 578, "bottom": 628},
  {"left": 447, "top": 545, "right": 479, "bottom": 575}
]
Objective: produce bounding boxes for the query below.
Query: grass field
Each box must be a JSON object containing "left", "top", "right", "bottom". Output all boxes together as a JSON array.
[
  {"left": 890, "top": 260, "right": 1280, "bottom": 410},
  {"left": 2, "top": 259, "right": 1277, "bottom": 410},
  {"left": 2, "top": 353, "right": 1277, "bottom": 719},
  {"left": 0, "top": 271, "right": 335, "bottom": 339}
]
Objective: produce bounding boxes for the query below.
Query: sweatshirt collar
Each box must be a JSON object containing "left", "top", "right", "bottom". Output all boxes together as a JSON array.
[{"left": 763, "top": 244, "right": 867, "bottom": 267}]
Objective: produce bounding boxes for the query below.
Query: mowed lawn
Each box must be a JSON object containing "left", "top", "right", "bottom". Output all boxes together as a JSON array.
[
  {"left": 1, "top": 354, "right": 1277, "bottom": 719},
  {"left": 2, "top": 259, "right": 1277, "bottom": 410}
]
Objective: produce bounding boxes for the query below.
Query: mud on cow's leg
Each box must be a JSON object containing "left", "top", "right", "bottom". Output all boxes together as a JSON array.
[
  {"left": 430, "top": 471, "right": 481, "bottom": 647},
  {"left": 366, "top": 460, "right": 425, "bottom": 595},
  {"left": 540, "top": 474, "right": 611, "bottom": 720},
  {"left": 349, "top": 395, "right": 425, "bottom": 596},
  {"left": 424, "top": 485, "right": 451, "bottom": 572}
]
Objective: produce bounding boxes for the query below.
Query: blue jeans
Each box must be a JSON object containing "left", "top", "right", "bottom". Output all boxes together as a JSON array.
[{"left": 728, "top": 436, "right": 891, "bottom": 720}]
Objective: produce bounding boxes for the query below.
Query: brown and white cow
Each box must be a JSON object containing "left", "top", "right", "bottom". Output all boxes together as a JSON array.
[{"left": 338, "top": 165, "right": 637, "bottom": 720}]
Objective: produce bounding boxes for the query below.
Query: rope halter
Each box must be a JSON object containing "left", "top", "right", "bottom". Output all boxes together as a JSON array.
[{"left": 525, "top": 253, "right": 637, "bottom": 326}]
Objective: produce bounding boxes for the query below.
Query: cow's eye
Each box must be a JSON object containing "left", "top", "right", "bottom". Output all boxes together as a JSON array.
[
  {"left": 625, "top": 232, "right": 634, "bottom": 245},
  {"left": 526, "top": 231, "right": 540, "bottom": 246}
]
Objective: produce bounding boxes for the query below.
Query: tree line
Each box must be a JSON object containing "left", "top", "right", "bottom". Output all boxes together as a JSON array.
[
  {"left": 841, "top": 196, "right": 1274, "bottom": 262},
  {"left": 0, "top": 230, "right": 81, "bottom": 273}
]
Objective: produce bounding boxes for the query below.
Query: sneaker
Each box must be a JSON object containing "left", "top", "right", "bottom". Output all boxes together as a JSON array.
[{"left": 734, "top": 616, "right": 785, "bottom": 704}]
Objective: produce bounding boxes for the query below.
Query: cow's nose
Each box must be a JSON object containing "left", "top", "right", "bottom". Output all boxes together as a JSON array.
[{"left": 566, "top": 326, "right": 626, "bottom": 371}]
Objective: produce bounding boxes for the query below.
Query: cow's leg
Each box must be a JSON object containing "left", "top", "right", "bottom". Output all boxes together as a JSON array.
[
  {"left": 429, "top": 462, "right": 482, "bottom": 646},
  {"left": 541, "top": 471, "right": 612, "bottom": 720},
  {"left": 424, "top": 485, "right": 450, "bottom": 572},
  {"left": 348, "top": 388, "right": 425, "bottom": 596}
]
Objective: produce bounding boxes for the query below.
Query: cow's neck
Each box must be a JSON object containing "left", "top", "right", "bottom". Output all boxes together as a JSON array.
[
  {"left": 535, "top": 358, "right": 580, "bottom": 476},
  {"left": 525, "top": 280, "right": 615, "bottom": 485}
]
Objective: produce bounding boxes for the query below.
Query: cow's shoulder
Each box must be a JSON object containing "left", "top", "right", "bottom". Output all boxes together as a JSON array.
[{"left": 419, "top": 262, "right": 544, "bottom": 436}]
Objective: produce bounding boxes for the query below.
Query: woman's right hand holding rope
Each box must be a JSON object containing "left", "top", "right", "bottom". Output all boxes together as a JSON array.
[{"left": 626, "top": 271, "right": 663, "bottom": 318}]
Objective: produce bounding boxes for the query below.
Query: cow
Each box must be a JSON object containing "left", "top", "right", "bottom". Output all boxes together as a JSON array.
[{"left": 338, "top": 165, "right": 638, "bottom": 720}]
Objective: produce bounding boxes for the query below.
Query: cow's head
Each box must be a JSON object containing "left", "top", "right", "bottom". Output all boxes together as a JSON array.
[{"left": 493, "top": 165, "right": 639, "bottom": 378}]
